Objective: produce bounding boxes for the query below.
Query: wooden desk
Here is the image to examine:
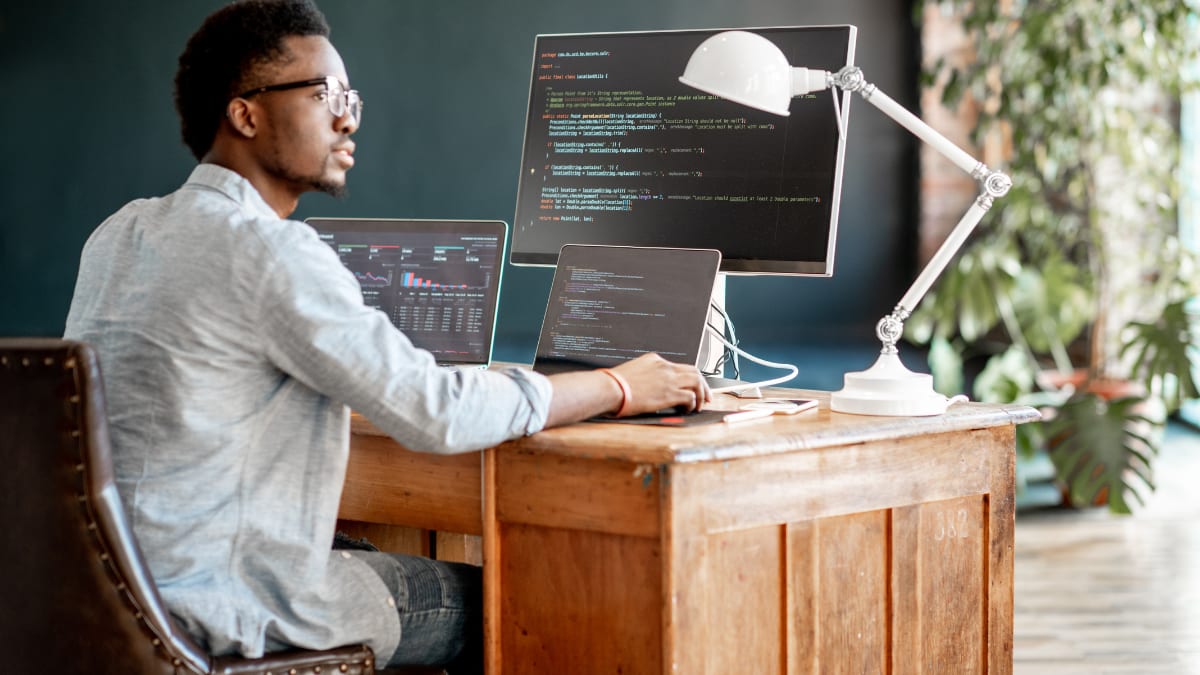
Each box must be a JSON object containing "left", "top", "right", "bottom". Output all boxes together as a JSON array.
[{"left": 339, "top": 390, "right": 1038, "bottom": 674}]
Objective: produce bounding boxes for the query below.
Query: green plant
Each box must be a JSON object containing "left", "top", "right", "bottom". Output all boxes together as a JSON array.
[
  {"left": 1121, "top": 297, "right": 1200, "bottom": 412},
  {"left": 1045, "top": 394, "right": 1157, "bottom": 513},
  {"left": 910, "top": 0, "right": 1199, "bottom": 512}
]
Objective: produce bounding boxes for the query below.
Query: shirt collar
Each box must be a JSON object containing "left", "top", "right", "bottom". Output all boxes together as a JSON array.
[{"left": 184, "top": 163, "right": 279, "bottom": 220}]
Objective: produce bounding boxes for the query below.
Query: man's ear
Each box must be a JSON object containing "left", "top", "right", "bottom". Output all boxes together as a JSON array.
[{"left": 225, "top": 98, "right": 259, "bottom": 139}]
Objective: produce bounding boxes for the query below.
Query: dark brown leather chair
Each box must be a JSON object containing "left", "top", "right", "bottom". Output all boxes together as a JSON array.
[{"left": 0, "top": 339, "right": 439, "bottom": 675}]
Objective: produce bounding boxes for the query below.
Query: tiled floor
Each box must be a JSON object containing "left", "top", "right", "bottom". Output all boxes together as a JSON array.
[{"left": 1013, "top": 422, "right": 1200, "bottom": 673}]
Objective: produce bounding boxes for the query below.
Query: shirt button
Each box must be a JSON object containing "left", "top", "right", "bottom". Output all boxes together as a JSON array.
[
  {"left": 387, "top": 597, "right": 396, "bottom": 608},
  {"left": 340, "top": 551, "right": 352, "bottom": 559}
]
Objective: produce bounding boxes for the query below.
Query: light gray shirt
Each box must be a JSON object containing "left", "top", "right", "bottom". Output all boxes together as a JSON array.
[{"left": 64, "top": 163, "right": 552, "bottom": 662}]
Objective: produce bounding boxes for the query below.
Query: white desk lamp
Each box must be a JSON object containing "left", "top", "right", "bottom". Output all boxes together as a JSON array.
[{"left": 680, "top": 30, "right": 1011, "bottom": 416}]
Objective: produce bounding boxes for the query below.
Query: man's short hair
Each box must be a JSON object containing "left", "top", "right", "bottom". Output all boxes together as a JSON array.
[{"left": 174, "top": 0, "right": 331, "bottom": 160}]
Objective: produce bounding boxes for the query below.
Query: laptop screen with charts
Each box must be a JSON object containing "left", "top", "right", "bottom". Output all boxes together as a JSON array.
[
  {"left": 533, "top": 245, "right": 721, "bottom": 375},
  {"left": 306, "top": 218, "right": 507, "bottom": 369}
]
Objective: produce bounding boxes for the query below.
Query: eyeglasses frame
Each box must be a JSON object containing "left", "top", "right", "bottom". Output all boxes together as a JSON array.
[{"left": 235, "top": 75, "right": 362, "bottom": 122}]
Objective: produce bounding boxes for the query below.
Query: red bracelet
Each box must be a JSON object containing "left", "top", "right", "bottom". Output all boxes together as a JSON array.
[{"left": 599, "top": 368, "right": 633, "bottom": 417}]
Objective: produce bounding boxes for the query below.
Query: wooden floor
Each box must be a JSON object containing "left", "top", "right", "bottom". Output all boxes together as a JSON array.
[{"left": 1014, "top": 421, "right": 1200, "bottom": 673}]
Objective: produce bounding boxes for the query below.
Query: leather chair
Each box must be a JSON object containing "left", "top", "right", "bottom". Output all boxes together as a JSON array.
[{"left": 0, "top": 339, "right": 441, "bottom": 675}]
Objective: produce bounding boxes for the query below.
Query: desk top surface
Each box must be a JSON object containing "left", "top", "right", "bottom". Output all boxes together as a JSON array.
[{"left": 352, "top": 388, "right": 1039, "bottom": 465}]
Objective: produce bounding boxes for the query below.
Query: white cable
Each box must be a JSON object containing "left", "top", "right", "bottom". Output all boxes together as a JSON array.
[
  {"left": 831, "top": 88, "right": 849, "bottom": 139},
  {"left": 724, "top": 307, "right": 741, "bottom": 376},
  {"left": 704, "top": 324, "right": 799, "bottom": 393},
  {"left": 708, "top": 298, "right": 742, "bottom": 377}
]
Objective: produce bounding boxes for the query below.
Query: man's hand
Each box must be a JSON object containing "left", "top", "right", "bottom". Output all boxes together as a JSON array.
[
  {"left": 609, "top": 353, "right": 710, "bottom": 416},
  {"left": 543, "top": 353, "right": 711, "bottom": 428}
]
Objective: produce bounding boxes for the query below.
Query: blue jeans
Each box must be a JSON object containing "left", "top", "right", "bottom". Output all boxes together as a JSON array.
[{"left": 352, "top": 551, "right": 483, "bottom": 674}]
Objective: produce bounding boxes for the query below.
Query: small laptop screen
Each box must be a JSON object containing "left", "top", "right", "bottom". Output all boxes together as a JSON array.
[
  {"left": 533, "top": 245, "right": 721, "bottom": 375},
  {"left": 307, "top": 218, "right": 507, "bottom": 367}
]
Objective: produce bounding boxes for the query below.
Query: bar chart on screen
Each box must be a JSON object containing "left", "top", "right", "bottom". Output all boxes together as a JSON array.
[{"left": 316, "top": 226, "right": 503, "bottom": 359}]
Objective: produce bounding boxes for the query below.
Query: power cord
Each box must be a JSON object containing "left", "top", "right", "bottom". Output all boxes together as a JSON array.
[
  {"left": 703, "top": 302, "right": 799, "bottom": 393},
  {"left": 705, "top": 299, "right": 741, "bottom": 378}
]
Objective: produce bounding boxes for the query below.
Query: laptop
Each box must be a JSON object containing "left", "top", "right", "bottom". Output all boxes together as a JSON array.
[
  {"left": 532, "top": 245, "right": 721, "bottom": 376},
  {"left": 306, "top": 217, "right": 507, "bottom": 370}
]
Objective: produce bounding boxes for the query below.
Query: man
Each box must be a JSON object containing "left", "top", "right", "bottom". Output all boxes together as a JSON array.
[{"left": 63, "top": 1, "right": 709, "bottom": 672}]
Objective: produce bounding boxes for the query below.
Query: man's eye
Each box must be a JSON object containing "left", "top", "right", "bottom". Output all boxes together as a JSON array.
[{"left": 315, "top": 90, "right": 330, "bottom": 101}]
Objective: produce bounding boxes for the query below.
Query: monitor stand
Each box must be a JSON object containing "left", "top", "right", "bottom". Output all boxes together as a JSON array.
[{"left": 700, "top": 274, "right": 763, "bottom": 398}]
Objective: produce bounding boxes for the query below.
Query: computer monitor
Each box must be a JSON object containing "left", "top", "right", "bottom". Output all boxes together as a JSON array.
[{"left": 510, "top": 26, "right": 856, "bottom": 276}]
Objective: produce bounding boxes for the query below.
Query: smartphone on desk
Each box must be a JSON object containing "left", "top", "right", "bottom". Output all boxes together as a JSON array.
[{"left": 739, "top": 398, "right": 818, "bottom": 415}]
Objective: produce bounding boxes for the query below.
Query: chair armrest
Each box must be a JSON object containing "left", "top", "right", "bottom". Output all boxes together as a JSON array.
[{"left": 211, "top": 644, "right": 376, "bottom": 674}]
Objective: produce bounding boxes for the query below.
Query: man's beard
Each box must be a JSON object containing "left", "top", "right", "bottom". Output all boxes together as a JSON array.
[
  {"left": 287, "top": 167, "right": 347, "bottom": 199},
  {"left": 309, "top": 176, "right": 347, "bottom": 198},
  {"left": 267, "top": 147, "right": 347, "bottom": 198}
]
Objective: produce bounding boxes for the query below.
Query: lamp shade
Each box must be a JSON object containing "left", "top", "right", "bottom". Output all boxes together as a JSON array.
[{"left": 678, "top": 31, "right": 793, "bottom": 116}]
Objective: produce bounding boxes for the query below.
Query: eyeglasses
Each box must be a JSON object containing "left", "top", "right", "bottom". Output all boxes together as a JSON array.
[{"left": 237, "top": 75, "right": 362, "bottom": 124}]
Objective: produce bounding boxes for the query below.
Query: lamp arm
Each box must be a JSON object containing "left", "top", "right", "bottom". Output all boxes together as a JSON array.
[{"left": 819, "top": 66, "right": 1012, "bottom": 354}]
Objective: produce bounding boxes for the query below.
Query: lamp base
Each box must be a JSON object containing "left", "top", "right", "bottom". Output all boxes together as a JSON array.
[{"left": 830, "top": 351, "right": 967, "bottom": 416}]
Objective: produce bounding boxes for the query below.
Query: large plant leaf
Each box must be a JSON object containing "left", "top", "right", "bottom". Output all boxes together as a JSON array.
[
  {"left": 1011, "top": 253, "right": 1092, "bottom": 354},
  {"left": 906, "top": 239, "right": 1019, "bottom": 345},
  {"left": 1119, "top": 299, "right": 1200, "bottom": 413},
  {"left": 927, "top": 334, "right": 964, "bottom": 396},
  {"left": 1044, "top": 394, "right": 1158, "bottom": 514},
  {"left": 973, "top": 345, "right": 1037, "bottom": 403}
]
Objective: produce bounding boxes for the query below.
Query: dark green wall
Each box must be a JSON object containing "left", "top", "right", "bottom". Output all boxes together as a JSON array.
[{"left": 0, "top": 1, "right": 919, "bottom": 367}]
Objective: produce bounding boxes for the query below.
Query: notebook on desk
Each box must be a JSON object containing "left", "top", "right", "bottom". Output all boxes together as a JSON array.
[
  {"left": 306, "top": 217, "right": 507, "bottom": 370},
  {"left": 532, "top": 244, "right": 721, "bottom": 376}
]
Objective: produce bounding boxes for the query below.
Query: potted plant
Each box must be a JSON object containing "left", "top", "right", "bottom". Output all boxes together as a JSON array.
[{"left": 906, "top": 0, "right": 1199, "bottom": 513}]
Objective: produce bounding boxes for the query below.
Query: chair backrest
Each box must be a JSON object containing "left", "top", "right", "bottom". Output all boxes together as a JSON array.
[
  {"left": 0, "top": 339, "right": 211, "bottom": 674},
  {"left": 0, "top": 339, "right": 400, "bottom": 674}
]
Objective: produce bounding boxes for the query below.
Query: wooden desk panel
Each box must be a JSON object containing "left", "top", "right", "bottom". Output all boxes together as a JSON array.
[
  {"left": 339, "top": 427, "right": 482, "bottom": 536},
  {"left": 341, "top": 390, "right": 1036, "bottom": 673}
]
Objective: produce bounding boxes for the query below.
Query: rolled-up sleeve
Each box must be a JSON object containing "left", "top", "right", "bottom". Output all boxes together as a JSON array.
[{"left": 251, "top": 222, "right": 552, "bottom": 454}]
